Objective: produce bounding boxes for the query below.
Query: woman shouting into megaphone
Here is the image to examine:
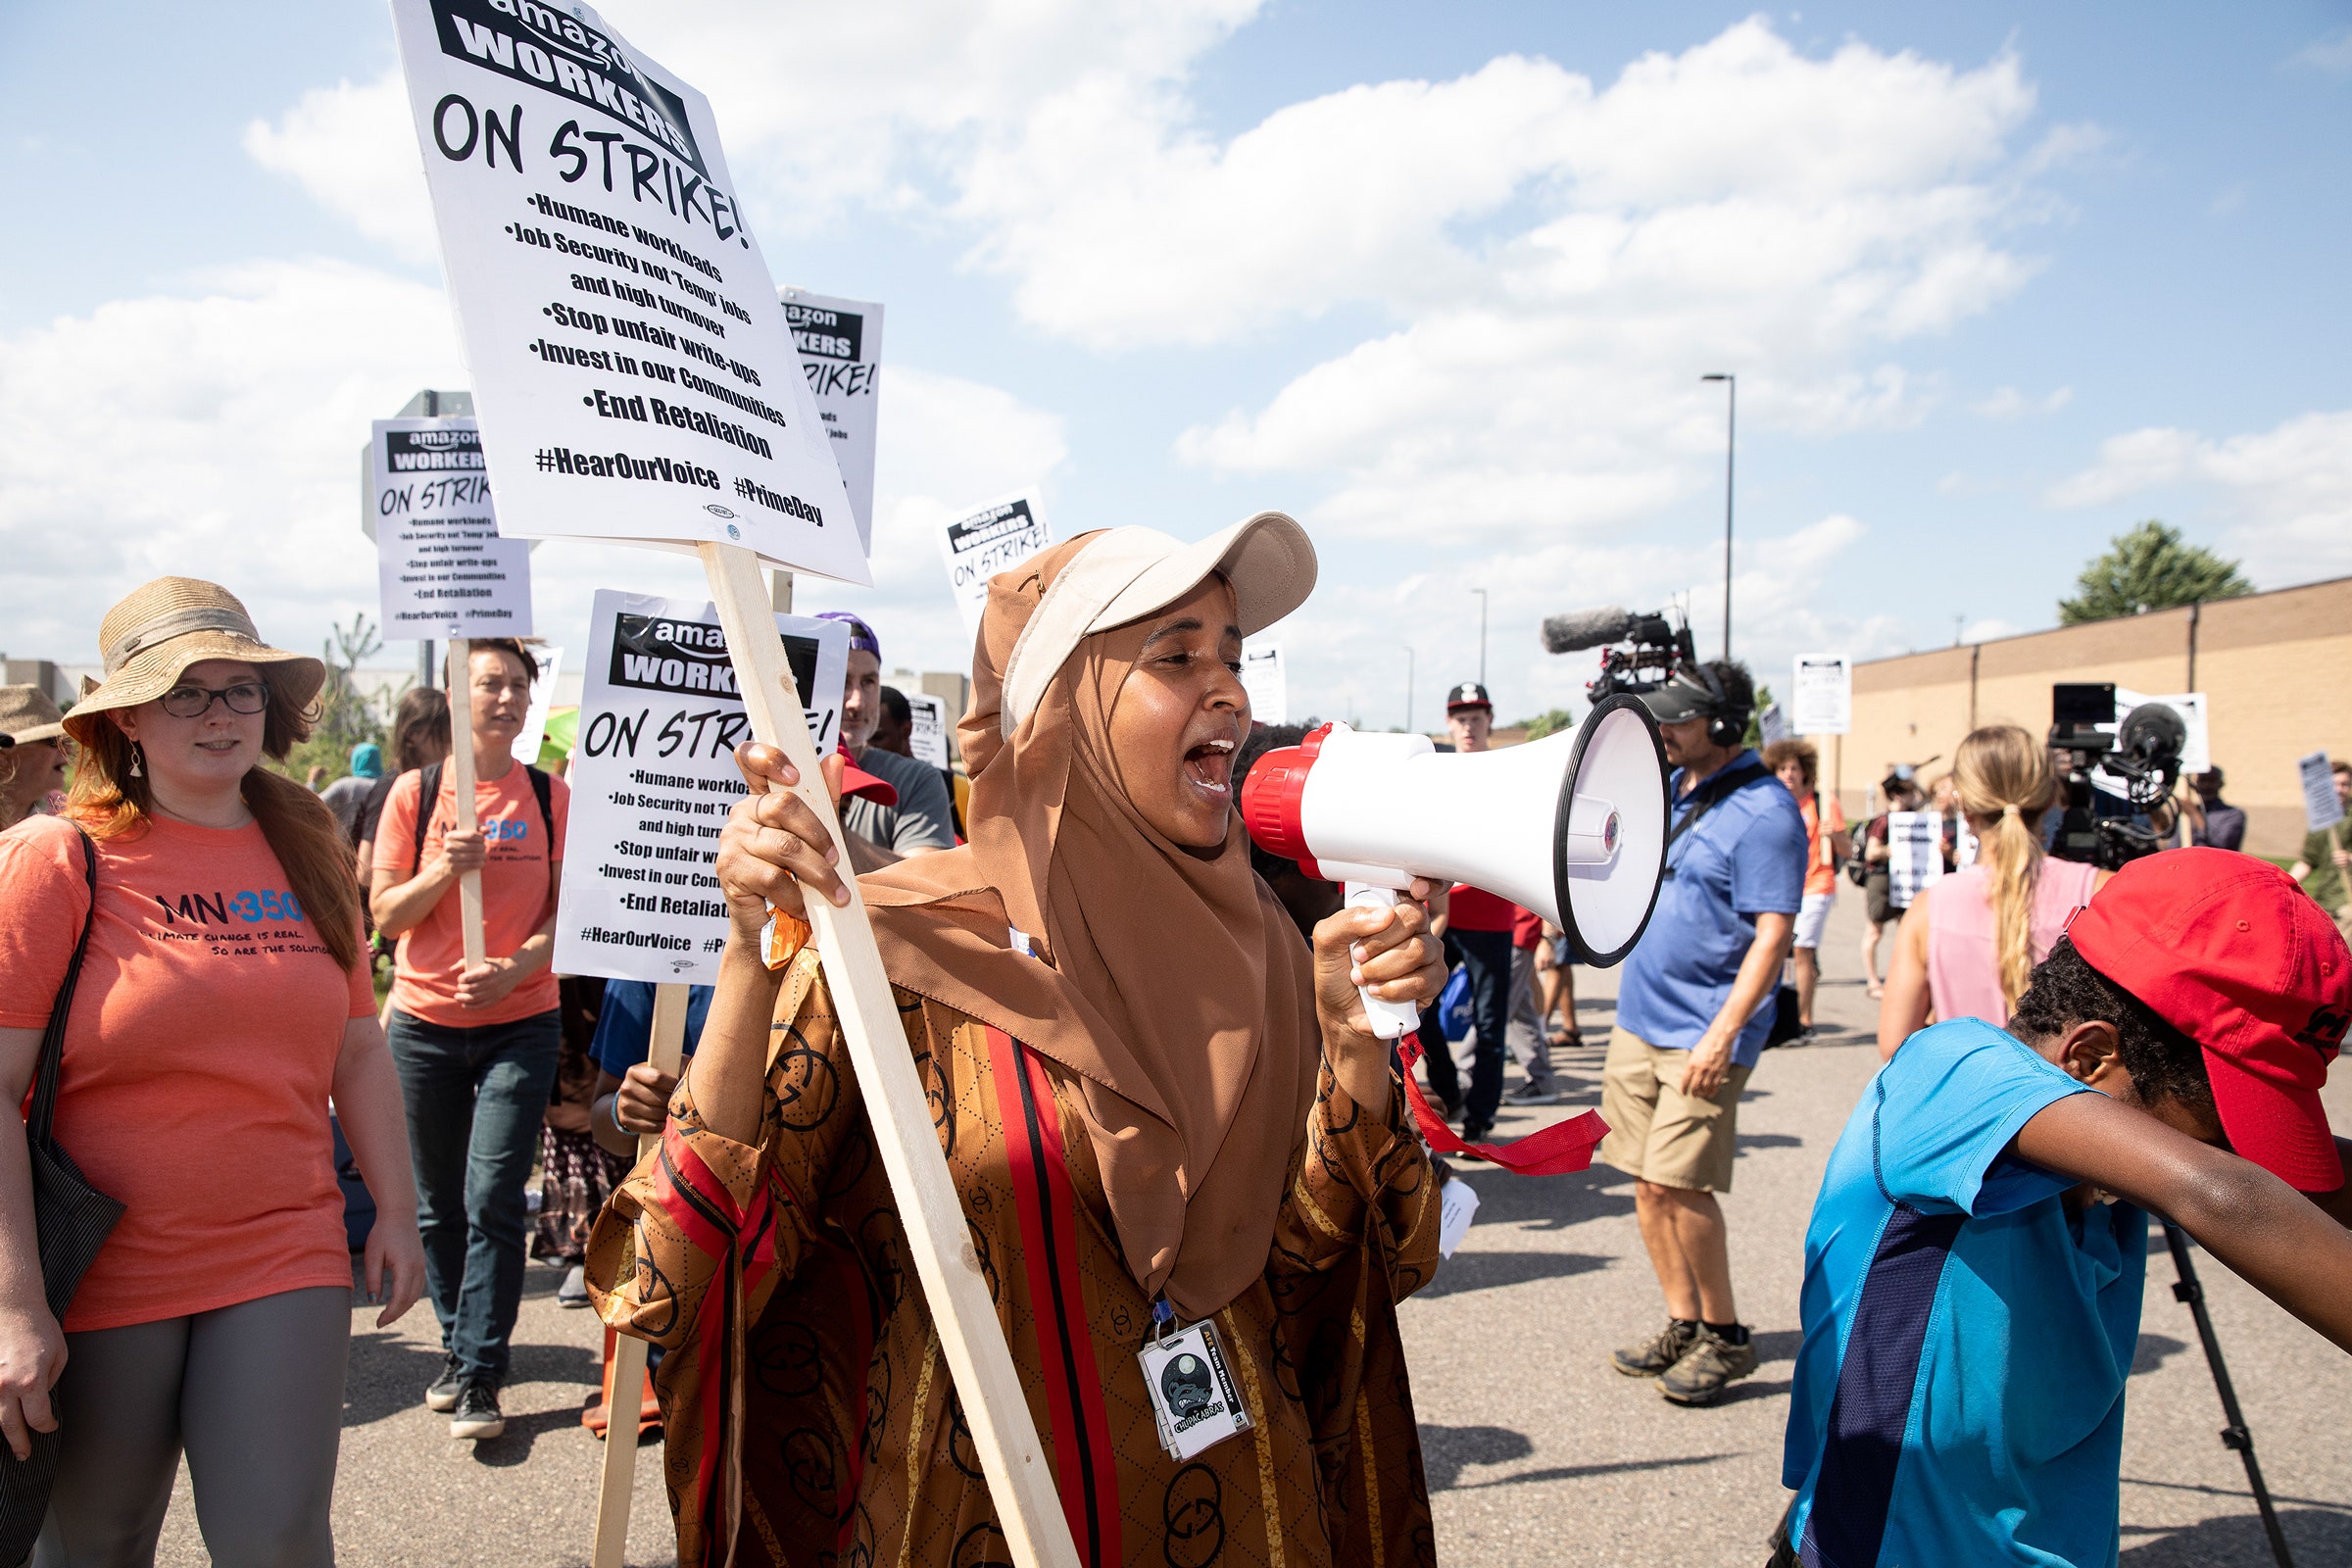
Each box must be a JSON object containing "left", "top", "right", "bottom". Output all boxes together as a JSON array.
[{"left": 586, "top": 518, "right": 1449, "bottom": 1568}]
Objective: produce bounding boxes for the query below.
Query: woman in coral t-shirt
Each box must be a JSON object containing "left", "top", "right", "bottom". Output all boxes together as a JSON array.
[{"left": 0, "top": 577, "right": 422, "bottom": 1564}]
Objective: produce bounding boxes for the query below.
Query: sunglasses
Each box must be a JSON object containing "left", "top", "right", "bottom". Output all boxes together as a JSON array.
[{"left": 159, "top": 680, "right": 270, "bottom": 718}]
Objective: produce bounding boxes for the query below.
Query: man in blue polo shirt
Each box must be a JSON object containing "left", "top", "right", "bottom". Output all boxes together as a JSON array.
[{"left": 1601, "top": 658, "right": 1807, "bottom": 1405}]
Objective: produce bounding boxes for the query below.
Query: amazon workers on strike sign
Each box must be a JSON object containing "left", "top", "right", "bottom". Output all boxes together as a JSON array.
[
  {"left": 553, "top": 591, "right": 847, "bottom": 986},
  {"left": 389, "top": 0, "right": 867, "bottom": 583}
]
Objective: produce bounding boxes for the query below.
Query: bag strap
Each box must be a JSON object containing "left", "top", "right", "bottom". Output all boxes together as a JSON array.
[
  {"left": 1666, "top": 759, "right": 1769, "bottom": 853},
  {"left": 27, "top": 828, "right": 100, "bottom": 1148},
  {"left": 411, "top": 760, "right": 444, "bottom": 874}
]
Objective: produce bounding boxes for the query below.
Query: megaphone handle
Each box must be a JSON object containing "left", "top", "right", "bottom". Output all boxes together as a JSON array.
[{"left": 1342, "top": 883, "right": 1426, "bottom": 1041}]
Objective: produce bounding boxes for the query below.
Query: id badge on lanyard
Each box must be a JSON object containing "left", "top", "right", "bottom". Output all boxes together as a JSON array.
[{"left": 1136, "top": 1299, "right": 1252, "bottom": 1461}]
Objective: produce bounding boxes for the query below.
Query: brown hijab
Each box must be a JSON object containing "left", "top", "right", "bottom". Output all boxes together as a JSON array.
[{"left": 859, "top": 534, "right": 1319, "bottom": 1320}]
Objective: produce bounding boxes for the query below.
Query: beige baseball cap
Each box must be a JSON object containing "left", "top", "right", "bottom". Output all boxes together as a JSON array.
[{"left": 999, "top": 512, "right": 1316, "bottom": 739}]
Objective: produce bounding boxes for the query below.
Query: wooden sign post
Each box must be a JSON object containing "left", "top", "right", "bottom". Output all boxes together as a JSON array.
[
  {"left": 443, "top": 639, "right": 487, "bottom": 972},
  {"left": 590, "top": 983, "right": 691, "bottom": 1568},
  {"left": 697, "top": 542, "right": 1079, "bottom": 1568}
]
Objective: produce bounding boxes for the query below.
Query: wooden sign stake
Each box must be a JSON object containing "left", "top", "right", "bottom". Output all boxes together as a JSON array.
[
  {"left": 589, "top": 982, "right": 690, "bottom": 1568},
  {"left": 696, "top": 541, "right": 1080, "bottom": 1568},
  {"left": 444, "top": 638, "right": 487, "bottom": 971}
]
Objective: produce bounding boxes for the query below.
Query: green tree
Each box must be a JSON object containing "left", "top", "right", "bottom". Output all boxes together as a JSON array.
[
  {"left": 2057, "top": 520, "right": 2251, "bottom": 625},
  {"left": 1513, "top": 708, "right": 1579, "bottom": 741},
  {"left": 1742, "top": 682, "right": 1777, "bottom": 749}
]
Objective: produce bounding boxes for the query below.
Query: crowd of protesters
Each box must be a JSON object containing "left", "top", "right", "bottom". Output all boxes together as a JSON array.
[{"left": 1, "top": 564, "right": 2347, "bottom": 1568}]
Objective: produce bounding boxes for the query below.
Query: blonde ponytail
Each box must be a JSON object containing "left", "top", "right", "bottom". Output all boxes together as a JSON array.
[{"left": 1953, "top": 725, "right": 2058, "bottom": 1015}]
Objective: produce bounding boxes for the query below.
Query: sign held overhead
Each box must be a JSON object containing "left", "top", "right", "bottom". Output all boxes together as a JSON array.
[
  {"left": 388, "top": 0, "right": 867, "bottom": 582},
  {"left": 940, "top": 491, "right": 1053, "bottom": 634},
  {"left": 779, "top": 287, "right": 883, "bottom": 554},
  {"left": 370, "top": 417, "right": 535, "bottom": 640}
]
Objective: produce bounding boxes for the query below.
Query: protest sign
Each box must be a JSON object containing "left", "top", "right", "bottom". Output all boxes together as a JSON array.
[
  {"left": 906, "top": 692, "right": 950, "bottom": 769},
  {"left": 555, "top": 592, "right": 846, "bottom": 987},
  {"left": 1886, "top": 810, "right": 1944, "bottom": 908},
  {"left": 387, "top": 0, "right": 864, "bottom": 582},
  {"left": 779, "top": 287, "right": 882, "bottom": 553},
  {"left": 1790, "top": 654, "right": 1850, "bottom": 735},
  {"left": 1756, "top": 702, "right": 1788, "bottom": 748},
  {"left": 941, "top": 492, "right": 1052, "bottom": 634},
  {"left": 369, "top": 418, "right": 534, "bottom": 639},
  {"left": 2302, "top": 751, "right": 2345, "bottom": 832},
  {"left": 1240, "top": 645, "right": 1287, "bottom": 725},
  {"left": 512, "top": 645, "right": 564, "bottom": 762}
]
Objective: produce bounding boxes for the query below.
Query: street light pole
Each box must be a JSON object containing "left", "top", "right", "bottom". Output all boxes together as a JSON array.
[
  {"left": 1404, "top": 646, "right": 1415, "bottom": 734},
  {"left": 1471, "top": 588, "right": 1488, "bottom": 687},
  {"left": 1702, "top": 372, "right": 1735, "bottom": 662}
]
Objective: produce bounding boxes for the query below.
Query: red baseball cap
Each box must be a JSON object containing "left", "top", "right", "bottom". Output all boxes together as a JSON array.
[
  {"left": 835, "top": 744, "right": 899, "bottom": 808},
  {"left": 2066, "top": 848, "right": 2350, "bottom": 1193}
]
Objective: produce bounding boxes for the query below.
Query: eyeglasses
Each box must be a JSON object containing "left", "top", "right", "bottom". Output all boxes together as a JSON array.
[{"left": 160, "top": 680, "right": 270, "bottom": 718}]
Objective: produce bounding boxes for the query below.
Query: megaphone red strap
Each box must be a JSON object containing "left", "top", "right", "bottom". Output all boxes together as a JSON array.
[{"left": 1395, "top": 1034, "right": 1609, "bottom": 1176}]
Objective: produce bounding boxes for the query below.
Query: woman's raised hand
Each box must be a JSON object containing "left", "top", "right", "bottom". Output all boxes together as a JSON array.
[
  {"left": 716, "top": 742, "right": 854, "bottom": 936},
  {"left": 1308, "top": 877, "right": 1446, "bottom": 1117}
]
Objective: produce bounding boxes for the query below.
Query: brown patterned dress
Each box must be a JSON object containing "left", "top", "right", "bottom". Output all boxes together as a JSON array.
[{"left": 586, "top": 946, "right": 1442, "bottom": 1568}]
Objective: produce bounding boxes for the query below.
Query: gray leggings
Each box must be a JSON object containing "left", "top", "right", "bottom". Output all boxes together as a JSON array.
[{"left": 34, "top": 1286, "right": 349, "bottom": 1568}]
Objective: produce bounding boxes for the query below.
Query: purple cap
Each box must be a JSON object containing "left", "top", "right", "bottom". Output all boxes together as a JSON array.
[{"left": 816, "top": 611, "right": 880, "bottom": 661}]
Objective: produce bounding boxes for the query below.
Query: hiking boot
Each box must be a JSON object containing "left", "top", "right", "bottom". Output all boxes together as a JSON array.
[
  {"left": 1611, "top": 1318, "right": 1699, "bottom": 1378},
  {"left": 450, "top": 1376, "right": 507, "bottom": 1441},
  {"left": 1504, "top": 1079, "right": 1566, "bottom": 1105},
  {"left": 1658, "top": 1327, "right": 1759, "bottom": 1405},
  {"left": 424, "top": 1352, "right": 466, "bottom": 1412}
]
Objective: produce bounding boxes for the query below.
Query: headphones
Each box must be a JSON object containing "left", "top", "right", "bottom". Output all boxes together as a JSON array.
[{"left": 1674, "top": 662, "right": 1749, "bottom": 749}]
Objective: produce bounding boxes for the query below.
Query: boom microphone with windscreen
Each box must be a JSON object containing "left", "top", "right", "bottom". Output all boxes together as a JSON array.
[{"left": 1541, "top": 607, "right": 1635, "bottom": 654}]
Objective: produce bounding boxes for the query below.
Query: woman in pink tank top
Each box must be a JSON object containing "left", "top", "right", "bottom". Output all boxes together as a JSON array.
[{"left": 1878, "top": 725, "right": 2111, "bottom": 1056}]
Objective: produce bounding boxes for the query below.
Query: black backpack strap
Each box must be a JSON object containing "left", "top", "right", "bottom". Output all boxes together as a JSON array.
[
  {"left": 411, "top": 760, "right": 444, "bottom": 875},
  {"left": 28, "top": 829, "right": 101, "bottom": 1147},
  {"left": 1665, "top": 760, "right": 1771, "bottom": 853},
  {"left": 525, "top": 764, "right": 554, "bottom": 843}
]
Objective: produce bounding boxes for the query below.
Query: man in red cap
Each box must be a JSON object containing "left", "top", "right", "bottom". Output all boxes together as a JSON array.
[{"left": 1777, "top": 849, "right": 2352, "bottom": 1568}]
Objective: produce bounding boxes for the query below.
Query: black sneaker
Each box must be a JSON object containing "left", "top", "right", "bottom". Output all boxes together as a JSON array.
[
  {"left": 424, "top": 1352, "right": 465, "bottom": 1412},
  {"left": 1503, "top": 1080, "right": 1566, "bottom": 1105},
  {"left": 1460, "top": 1119, "right": 1494, "bottom": 1145},
  {"left": 450, "top": 1376, "right": 506, "bottom": 1441}
]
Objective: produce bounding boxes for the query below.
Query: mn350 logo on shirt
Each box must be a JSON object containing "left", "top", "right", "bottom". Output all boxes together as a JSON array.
[{"left": 150, "top": 889, "right": 310, "bottom": 926}]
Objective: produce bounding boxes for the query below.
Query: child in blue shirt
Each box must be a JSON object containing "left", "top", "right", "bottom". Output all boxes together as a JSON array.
[{"left": 1780, "top": 850, "right": 2352, "bottom": 1567}]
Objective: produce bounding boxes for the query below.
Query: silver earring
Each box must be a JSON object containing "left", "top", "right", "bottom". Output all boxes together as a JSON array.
[{"left": 129, "top": 742, "right": 143, "bottom": 778}]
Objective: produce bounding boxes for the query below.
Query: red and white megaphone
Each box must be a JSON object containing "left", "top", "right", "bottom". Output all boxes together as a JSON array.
[{"left": 1242, "top": 693, "right": 1669, "bottom": 1039}]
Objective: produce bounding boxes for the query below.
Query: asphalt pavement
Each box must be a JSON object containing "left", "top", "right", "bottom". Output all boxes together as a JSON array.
[{"left": 149, "top": 890, "right": 2350, "bottom": 1565}]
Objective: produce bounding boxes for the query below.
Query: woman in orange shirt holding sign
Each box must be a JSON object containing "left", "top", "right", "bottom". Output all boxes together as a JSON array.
[
  {"left": 369, "top": 639, "right": 568, "bottom": 1443},
  {"left": 0, "top": 578, "right": 422, "bottom": 1563}
]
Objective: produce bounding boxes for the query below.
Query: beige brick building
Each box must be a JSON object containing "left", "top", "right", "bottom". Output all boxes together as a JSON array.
[{"left": 1814, "top": 574, "right": 2352, "bottom": 858}]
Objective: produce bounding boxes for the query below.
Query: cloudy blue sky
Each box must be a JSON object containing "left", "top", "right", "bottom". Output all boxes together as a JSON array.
[{"left": 4, "top": 2, "right": 2348, "bottom": 727}]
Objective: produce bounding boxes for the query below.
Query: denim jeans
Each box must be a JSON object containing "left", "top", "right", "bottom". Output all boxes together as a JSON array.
[
  {"left": 387, "top": 1008, "right": 561, "bottom": 1382},
  {"left": 1451, "top": 927, "right": 1514, "bottom": 1129}
]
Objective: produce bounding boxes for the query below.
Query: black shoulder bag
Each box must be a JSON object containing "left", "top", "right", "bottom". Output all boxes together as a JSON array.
[{"left": 1, "top": 829, "right": 127, "bottom": 1562}]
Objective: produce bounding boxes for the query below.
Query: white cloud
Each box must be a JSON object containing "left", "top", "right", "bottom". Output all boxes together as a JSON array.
[
  {"left": 1962, "top": 616, "right": 2024, "bottom": 643},
  {"left": 2044, "top": 411, "right": 2352, "bottom": 584},
  {"left": 0, "top": 267, "right": 1066, "bottom": 686},
  {"left": 1970, "top": 384, "right": 2072, "bottom": 418},
  {"left": 243, "top": 74, "right": 439, "bottom": 265},
  {"left": 2293, "top": 27, "right": 2352, "bottom": 76}
]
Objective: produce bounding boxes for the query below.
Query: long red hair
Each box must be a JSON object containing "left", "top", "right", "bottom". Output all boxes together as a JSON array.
[{"left": 69, "top": 680, "right": 365, "bottom": 973}]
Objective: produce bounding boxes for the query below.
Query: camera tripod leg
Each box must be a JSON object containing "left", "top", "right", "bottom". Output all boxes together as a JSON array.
[{"left": 2162, "top": 1223, "right": 2294, "bottom": 1568}]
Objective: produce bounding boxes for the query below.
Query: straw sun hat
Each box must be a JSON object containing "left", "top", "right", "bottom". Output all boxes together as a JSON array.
[
  {"left": 0, "top": 685, "right": 66, "bottom": 746},
  {"left": 61, "top": 577, "right": 324, "bottom": 747}
]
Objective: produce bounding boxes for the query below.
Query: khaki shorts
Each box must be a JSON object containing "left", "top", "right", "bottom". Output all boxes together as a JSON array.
[{"left": 1597, "top": 1026, "right": 1753, "bottom": 1193}]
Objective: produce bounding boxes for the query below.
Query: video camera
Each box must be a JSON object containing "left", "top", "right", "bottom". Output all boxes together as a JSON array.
[
  {"left": 1540, "top": 606, "right": 1696, "bottom": 704},
  {"left": 2048, "top": 681, "right": 2186, "bottom": 869}
]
